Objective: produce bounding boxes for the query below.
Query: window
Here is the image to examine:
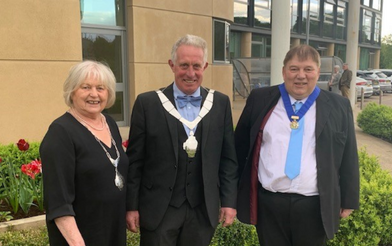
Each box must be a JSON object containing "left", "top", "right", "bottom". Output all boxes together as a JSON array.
[
  {"left": 302, "top": 0, "right": 320, "bottom": 36},
  {"left": 336, "top": 1, "right": 346, "bottom": 40},
  {"left": 323, "top": 2, "right": 334, "bottom": 37},
  {"left": 362, "top": 10, "right": 372, "bottom": 43},
  {"left": 374, "top": 15, "right": 381, "bottom": 43},
  {"left": 234, "top": 0, "right": 249, "bottom": 25},
  {"left": 291, "top": 0, "right": 299, "bottom": 33},
  {"left": 251, "top": 34, "right": 271, "bottom": 58},
  {"left": 254, "top": 0, "right": 271, "bottom": 28},
  {"left": 213, "top": 20, "right": 230, "bottom": 63},
  {"left": 334, "top": 44, "right": 346, "bottom": 61},
  {"left": 372, "top": 0, "right": 381, "bottom": 11},
  {"left": 82, "top": 30, "right": 127, "bottom": 123},
  {"left": 229, "top": 32, "right": 242, "bottom": 59},
  {"left": 362, "top": 0, "right": 370, "bottom": 7},
  {"left": 80, "top": 0, "right": 125, "bottom": 26},
  {"left": 80, "top": 0, "right": 128, "bottom": 126}
]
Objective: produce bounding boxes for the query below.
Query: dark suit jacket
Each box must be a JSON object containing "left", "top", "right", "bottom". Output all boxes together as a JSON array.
[
  {"left": 126, "top": 83, "right": 238, "bottom": 230},
  {"left": 339, "top": 69, "right": 352, "bottom": 89},
  {"left": 235, "top": 85, "right": 359, "bottom": 239}
]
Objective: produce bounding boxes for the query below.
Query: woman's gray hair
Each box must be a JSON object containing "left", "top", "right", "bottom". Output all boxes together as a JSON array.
[
  {"left": 334, "top": 65, "right": 340, "bottom": 69},
  {"left": 63, "top": 60, "right": 116, "bottom": 108},
  {"left": 171, "top": 34, "right": 208, "bottom": 65}
]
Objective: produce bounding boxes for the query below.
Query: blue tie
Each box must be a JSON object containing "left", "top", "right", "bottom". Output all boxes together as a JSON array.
[
  {"left": 176, "top": 95, "right": 202, "bottom": 108},
  {"left": 285, "top": 101, "right": 304, "bottom": 180}
]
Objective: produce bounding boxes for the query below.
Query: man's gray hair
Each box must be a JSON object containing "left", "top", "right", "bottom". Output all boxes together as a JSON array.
[{"left": 171, "top": 34, "right": 208, "bottom": 65}]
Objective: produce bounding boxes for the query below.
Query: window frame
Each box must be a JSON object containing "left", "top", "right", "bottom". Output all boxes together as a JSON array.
[{"left": 213, "top": 19, "right": 231, "bottom": 64}]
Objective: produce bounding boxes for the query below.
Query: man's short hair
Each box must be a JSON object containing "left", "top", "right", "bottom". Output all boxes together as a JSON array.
[
  {"left": 283, "top": 44, "right": 321, "bottom": 68},
  {"left": 171, "top": 34, "right": 208, "bottom": 66}
]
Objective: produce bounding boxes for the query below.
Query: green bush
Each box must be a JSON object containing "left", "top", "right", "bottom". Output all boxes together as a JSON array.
[
  {"left": 0, "top": 226, "right": 49, "bottom": 246},
  {"left": 0, "top": 227, "right": 140, "bottom": 246},
  {"left": 327, "top": 149, "right": 392, "bottom": 246},
  {"left": 1, "top": 147, "right": 392, "bottom": 246},
  {"left": 211, "top": 219, "right": 259, "bottom": 246},
  {"left": 357, "top": 103, "right": 392, "bottom": 142}
]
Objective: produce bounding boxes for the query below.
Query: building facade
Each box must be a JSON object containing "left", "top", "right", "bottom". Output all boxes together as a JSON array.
[
  {"left": 0, "top": 0, "right": 384, "bottom": 144},
  {"left": 231, "top": 0, "right": 383, "bottom": 69},
  {"left": 0, "top": 0, "right": 233, "bottom": 144}
]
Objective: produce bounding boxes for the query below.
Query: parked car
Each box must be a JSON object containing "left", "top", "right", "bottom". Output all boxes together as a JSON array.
[
  {"left": 378, "top": 69, "right": 392, "bottom": 78},
  {"left": 357, "top": 71, "right": 381, "bottom": 95},
  {"left": 355, "top": 77, "right": 373, "bottom": 98},
  {"left": 360, "top": 70, "right": 392, "bottom": 92}
]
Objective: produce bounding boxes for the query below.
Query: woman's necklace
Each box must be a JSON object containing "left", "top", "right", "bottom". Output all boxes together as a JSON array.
[
  {"left": 71, "top": 109, "right": 105, "bottom": 131},
  {"left": 93, "top": 125, "right": 124, "bottom": 191},
  {"left": 69, "top": 110, "right": 124, "bottom": 190}
]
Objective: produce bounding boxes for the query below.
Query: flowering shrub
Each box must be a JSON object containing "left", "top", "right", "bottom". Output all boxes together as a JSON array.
[
  {"left": 0, "top": 139, "right": 42, "bottom": 215},
  {"left": 20, "top": 159, "right": 44, "bottom": 211},
  {"left": 21, "top": 159, "right": 42, "bottom": 180},
  {"left": 16, "top": 139, "right": 30, "bottom": 152},
  {"left": 122, "top": 139, "right": 129, "bottom": 149}
]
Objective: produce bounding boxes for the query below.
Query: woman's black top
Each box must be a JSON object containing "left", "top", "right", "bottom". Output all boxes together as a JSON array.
[{"left": 40, "top": 113, "right": 128, "bottom": 246}]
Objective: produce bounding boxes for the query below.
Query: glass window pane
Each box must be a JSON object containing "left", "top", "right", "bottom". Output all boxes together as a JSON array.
[
  {"left": 80, "top": 0, "right": 125, "bottom": 26},
  {"left": 255, "top": 0, "right": 269, "bottom": 8},
  {"left": 291, "top": 0, "right": 299, "bottom": 33},
  {"left": 234, "top": 2, "right": 248, "bottom": 25},
  {"left": 324, "top": 3, "right": 334, "bottom": 23},
  {"left": 363, "top": 0, "right": 370, "bottom": 7},
  {"left": 372, "top": 0, "right": 381, "bottom": 10},
  {"left": 214, "top": 21, "right": 225, "bottom": 61},
  {"left": 336, "top": 25, "right": 344, "bottom": 39},
  {"left": 82, "top": 33, "right": 123, "bottom": 82},
  {"left": 103, "top": 92, "right": 124, "bottom": 121},
  {"left": 337, "top": 6, "right": 345, "bottom": 26},
  {"left": 362, "top": 12, "right": 372, "bottom": 43},
  {"left": 254, "top": 7, "right": 271, "bottom": 28},
  {"left": 229, "top": 32, "right": 241, "bottom": 59}
]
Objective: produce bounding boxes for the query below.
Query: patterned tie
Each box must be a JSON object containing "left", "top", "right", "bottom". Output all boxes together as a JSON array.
[
  {"left": 284, "top": 101, "right": 304, "bottom": 180},
  {"left": 176, "top": 95, "right": 202, "bottom": 108}
]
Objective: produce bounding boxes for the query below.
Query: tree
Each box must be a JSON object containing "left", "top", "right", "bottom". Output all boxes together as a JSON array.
[{"left": 380, "top": 34, "right": 392, "bottom": 69}]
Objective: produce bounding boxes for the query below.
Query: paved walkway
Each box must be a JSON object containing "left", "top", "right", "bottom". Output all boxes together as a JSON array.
[{"left": 232, "top": 98, "right": 392, "bottom": 174}]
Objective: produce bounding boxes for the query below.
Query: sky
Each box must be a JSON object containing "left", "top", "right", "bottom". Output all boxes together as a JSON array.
[{"left": 382, "top": 1, "right": 392, "bottom": 37}]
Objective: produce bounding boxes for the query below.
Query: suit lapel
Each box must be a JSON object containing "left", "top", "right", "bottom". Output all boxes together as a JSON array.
[
  {"left": 162, "top": 84, "right": 179, "bottom": 163},
  {"left": 249, "top": 88, "right": 280, "bottom": 154},
  {"left": 200, "top": 88, "right": 210, "bottom": 154},
  {"left": 315, "top": 91, "right": 332, "bottom": 139}
]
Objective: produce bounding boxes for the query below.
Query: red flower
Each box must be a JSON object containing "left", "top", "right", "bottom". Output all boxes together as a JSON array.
[
  {"left": 122, "top": 140, "right": 129, "bottom": 148},
  {"left": 21, "top": 159, "right": 42, "bottom": 179},
  {"left": 0, "top": 156, "right": 2, "bottom": 163},
  {"left": 17, "top": 139, "right": 30, "bottom": 151}
]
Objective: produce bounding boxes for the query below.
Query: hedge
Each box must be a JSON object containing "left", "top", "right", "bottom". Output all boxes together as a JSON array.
[
  {"left": 357, "top": 102, "right": 392, "bottom": 143},
  {"left": 1, "top": 146, "right": 392, "bottom": 245}
]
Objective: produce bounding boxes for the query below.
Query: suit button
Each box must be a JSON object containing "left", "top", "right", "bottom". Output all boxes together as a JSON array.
[
  {"left": 174, "top": 165, "right": 177, "bottom": 169},
  {"left": 187, "top": 183, "right": 190, "bottom": 186},
  {"left": 187, "top": 172, "right": 191, "bottom": 175},
  {"left": 169, "top": 187, "right": 173, "bottom": 191}
]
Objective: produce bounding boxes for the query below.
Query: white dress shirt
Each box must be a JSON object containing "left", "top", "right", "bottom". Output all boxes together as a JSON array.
[
  {"left": 258, "top": 95, "right": 319, "bottom": 196},
  {"left": 173, "top": 83, "right": 201, "bottom": 136}
]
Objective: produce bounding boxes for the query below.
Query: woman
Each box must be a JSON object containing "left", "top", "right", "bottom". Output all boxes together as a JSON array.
[
  {"left": 329, "top": 65, "right": 342, "bottom": 95},
  {"left": 40, "top": 61, "right": 128, "bottom": 246}
]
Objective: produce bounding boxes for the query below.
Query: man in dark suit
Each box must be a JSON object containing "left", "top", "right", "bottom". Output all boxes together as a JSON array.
[
  {"left": 339, "top": 63, "right": 352, "bottom": 98},
  {"left": 125, "top": 34, "right": 238, "bottom": 246},
  {"left": 235, "top": 45, "right": 359, "bottom": 246}
]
